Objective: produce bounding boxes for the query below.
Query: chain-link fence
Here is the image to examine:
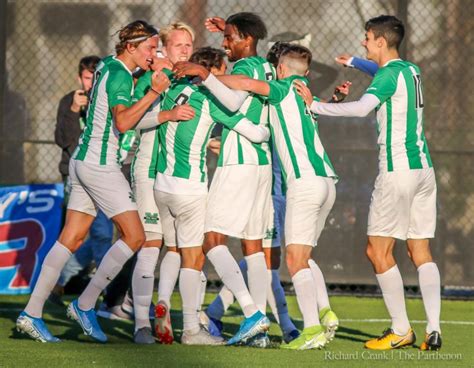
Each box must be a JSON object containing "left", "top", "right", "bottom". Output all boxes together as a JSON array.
[{"left": 1, "top": 0, "right": 473, "bottom": 288}]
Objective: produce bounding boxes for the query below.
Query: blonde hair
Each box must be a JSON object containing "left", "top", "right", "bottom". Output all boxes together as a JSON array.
[
  {"left": 115, "top": 20, "right": 158, "bottom": 55},
  {"left": 159, "top": 22, "right": 195, "bottom": 46}
]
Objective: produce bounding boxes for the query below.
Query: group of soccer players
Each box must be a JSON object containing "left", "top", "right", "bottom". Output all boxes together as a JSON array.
[{"left": 16, "top": 12, "right": 442, "bottom": 352}]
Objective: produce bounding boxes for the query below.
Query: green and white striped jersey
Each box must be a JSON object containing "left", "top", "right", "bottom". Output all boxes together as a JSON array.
[
  {"left": 157, "top": 78, "right": 250, "bottom": 186},
  {"left": 74, "top": 56, "right": 134, "bottom": 167},
  {"left": 129, "top": 71, "right": 161, "bottom": 182},
  {"left": 365, "top": 59, "right": 433, "bottom": 172},
  {"left": 267, "top": 75, "right": 337, "bottom": 185},
  {"left": 218, "top": 56, "right": 274, "bottom": 167}
]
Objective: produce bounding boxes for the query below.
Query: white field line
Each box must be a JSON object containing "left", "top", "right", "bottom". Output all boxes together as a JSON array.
[{"left": 1, "top": 308, "right": 473, "bottom": 325}]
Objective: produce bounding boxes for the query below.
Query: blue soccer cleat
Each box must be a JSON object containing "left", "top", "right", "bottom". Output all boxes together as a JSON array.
[
  {"left": 227, "top": 311, "right": 270, "bottom": 346},
  {"left": 67, "top": 299, "right": 107, "bottom": 343},
  {"left": 16, "top": 311, "right": 60, "bottom": 343},
  {"left": 199, "top": 310, "right": 223, "bottom": 338}
]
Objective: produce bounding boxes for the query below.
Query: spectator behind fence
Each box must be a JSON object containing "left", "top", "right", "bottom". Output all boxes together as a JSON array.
[{"left": 50, "top": 56, "right": 114, "bottom": 305}]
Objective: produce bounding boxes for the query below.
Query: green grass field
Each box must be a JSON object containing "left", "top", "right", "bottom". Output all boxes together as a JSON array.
[{"left": 1, "top": 293, "right": 472, "bottom": 367}]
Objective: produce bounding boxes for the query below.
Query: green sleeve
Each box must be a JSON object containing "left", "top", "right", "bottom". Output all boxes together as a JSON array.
[
  {"left": 268, "top": 80, "right": 289, "bottom": 104},
  {"left": 365, "top": 68, "right": 397, "bottom": 103},
  {"left": 208, "top": 96, "right": 245, "bottom": 129},
  {"left": 107, "top": 69, "right": 133, "bottom": 108},
  {"left": 132, "top": 71, "right": 153, "bottom": 102}
]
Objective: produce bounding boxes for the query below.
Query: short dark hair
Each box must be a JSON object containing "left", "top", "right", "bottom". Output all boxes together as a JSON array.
[
  {"left": 266, "top": 42, "right": 292, "bottom": 68},
  {"left": 78, "top": 55, "right": 101, "bottom": 75},
  {"left": 226, "top": 12, "right": 267, "bottom": 41},
  {"left": 190, "top": 47, "right": 226, "bottom": 72},
  {"left": 279, "top": 44, "right": 312, "bottom": 68},
  {"left": 365, "top": 15, "right": 405, "bottom": 50}
]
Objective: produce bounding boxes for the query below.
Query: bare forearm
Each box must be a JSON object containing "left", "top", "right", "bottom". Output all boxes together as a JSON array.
[{"left": 115, "top": 91, "right": 159, "bottom": 132}]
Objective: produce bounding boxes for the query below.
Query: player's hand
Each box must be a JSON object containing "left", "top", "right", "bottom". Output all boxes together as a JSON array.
[
  {"left": 170, "top": 104, "right": 195, "bottom": 121},
  {"left": 335, "top": 54, "right": 353, "bottom": 67},
  {"left": 173, "top": 61, "right": 210, "bottom": 80},
  {"left": 150, "top": 56, "right": 173, "bottom": 72},
  {"left": 204, "top": 17, "right": 225, "bottom": 33},
  {"left": 293, "top": 80, "right": 313, "bottom": 106},
  {"left": 332, "top": 81, "right": 352, "bottom": 102},
  {"left": 151, "top": 71, "right": 170, "bottom": 94},
  {"left": 208, "top": 138, "right": 221, "bottom": 155},
  {"left": 71, "top": 89, "right": 88, "bottom": 113}
]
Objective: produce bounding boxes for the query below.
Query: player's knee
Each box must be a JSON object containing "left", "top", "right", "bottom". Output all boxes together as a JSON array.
[{"left": 124, "top": 232, "right": 146, "bottom": 251}]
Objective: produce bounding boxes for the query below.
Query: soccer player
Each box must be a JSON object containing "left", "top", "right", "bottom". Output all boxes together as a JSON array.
[
  {"left": 195, "top": 44, "right": 339, "bottom": 350},
  {"left": 174, "top": 12, "right": 274, "bottom": 347},
  {"left": 155, "top": 45, "right": 271, "bottom": 345},
  {"left": 16, "top": 20, "right": 170, "bottom": 343},
  {"left": 295, "top": 15, "right": 441, "bottom": 351}
]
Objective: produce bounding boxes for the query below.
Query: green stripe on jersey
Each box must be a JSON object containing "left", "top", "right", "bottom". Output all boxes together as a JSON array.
[
  {"left": 217, "top": 55, "right": 274, "bottom": 167},
  {"left": 74, "top": 56, "right": 133, "bottom": 166},
  {"left": 267, "top": 75, "right": 337, "bottom": 184},
  {"left": 366, "top": 59, "right": 433, "bottom": 171},
  {"left": 158, "top": 78, "right": 249, "bottom": 182}
]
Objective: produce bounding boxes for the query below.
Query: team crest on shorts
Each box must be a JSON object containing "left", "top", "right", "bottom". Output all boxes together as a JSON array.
[
  {"left": 264, "top": 227, "right": 277, "bottom": 240},
  {"left": 144, "top": 212, "right": 159, "bottom": 224}
]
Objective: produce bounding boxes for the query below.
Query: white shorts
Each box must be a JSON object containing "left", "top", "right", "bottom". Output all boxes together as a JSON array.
[
  {"left": 68, "top": 159, "right": 137, "bottom": 218},
  {"left": 285, "top": 176, "right": 336, "bottom": 247},
  {"left": 132, "top": 171, "right": 162, "bottom": 240},
  {"left": 154, "top": 190, "right": 206, "bottom": 248},
  {"left": 368, "top": 168, "right": 436, "bottom": 240},
  {"left": 205, "top": 165, "right": 273, "bottom": 240},
  {"left": 263, "top": 195, "right": 286, "bottom": 248}
]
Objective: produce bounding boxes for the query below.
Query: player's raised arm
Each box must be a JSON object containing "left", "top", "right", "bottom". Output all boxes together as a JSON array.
[
  {"left": 335, "top": 53, "right": 379, "bottom": 77},
  {"left": 114, "top": 71, "right": 170, "bottom": 132},
  {"left": 204, "top": 17, "right": 226, "bottom": 33},
  {"left": 294, "top": 79, "right": 379, "bottom": 117},
  {"left": 173, "top": 61, "right": 249, "bottom": 112}
]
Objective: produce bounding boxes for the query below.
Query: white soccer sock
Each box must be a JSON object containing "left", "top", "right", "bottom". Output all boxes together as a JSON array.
[
  {"left": 198, "top": 271, "right": 207, "bottom": 312},
  {"left": 206, "top": 259, "right": 247, "bottom": 320},
  {"left": 292, "top": 269, "right": 320, "bottom": 329},
  {"left": 245, "top": 252, "right": 268, "bottom": 314},
  {"left": 418, "top": 262, "right": 441, "bottom": 333},
  {"left": 179, "top": 268, "right": 201, "bottom": 333},
  {"left": 157, "top": 251, "right": 181, "bottom": 308},
  {"left": 25, "top": 241, "right": 71, "bottom": 317},
  {"left": 267, "top": 269, "right": 297, "bottom": 334},
  {"left": 78, "top": 239, "right": 134, "bottom": 310},
  {"left": 376, "top": 265, "right": 411, "bottom": 335},
  {"left": 207, "top": 245, "right": 258, "bottom": 318},
  {"left": 308, "top": 259, "right": 331, "bottom": 311},
  {"left": 132, "top": 247, "right": 160, "bottom": 331}
]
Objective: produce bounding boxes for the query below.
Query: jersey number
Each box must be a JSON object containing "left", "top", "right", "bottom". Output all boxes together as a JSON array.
[
  {"left": 175, "top": 93, "right": 189, "bottom": 106},
  {"left": 413, "top": 74, "right": 424, "bottom": 108},
  {"left": 86, "top": 70, "right": 102, "bottom": 118},
  {"left": 265, "top": 71, "right": 274, "bottom": 81}
]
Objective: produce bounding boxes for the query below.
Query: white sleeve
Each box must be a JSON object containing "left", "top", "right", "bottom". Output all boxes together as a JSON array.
[
  {"left": 309, "top": 93, "right": 380, "bottom": 117},
  {"left": 232, "top": 118, "right": 270, "bottom": 143},
  {"left": 202, "top": 73, "right": 249, "bottom": 112},
  {"left": 135, "top": 102, "right": 160, "bottom": 130}
]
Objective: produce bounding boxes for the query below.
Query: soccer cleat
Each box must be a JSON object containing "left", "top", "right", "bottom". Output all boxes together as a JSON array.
[
  {"left": 67, "top": 299, "right": 107, "bottom": 343},
  {"left": 280, "top": 325, "right": 327, "bottom": 350},
  {"left": 227, "top": 311, "right": 270, "bottom": 346},
  {"left": 420, "top": 331, "right": 442, "bottom": 351},
  {"left": 283, "top": 329, "right": 300, "bottom": 344},
  {"left": 246, "top": 332, "right": 271, "bottom": 348},
  {"left": 16, "top": 311, "right": 60, "bottom": 343},
  {"left": 199, "top": 310, "right": 223, "bottom": 337},
  {"left": 120, "top": 293, "right": 156, "bottom": 320},
  {"left": 364, "top": 328, "right": 416, "bottom": 350},
  {"left": 319, "top": 307, "right": 339, "bottom": 341},
  {"left": 155, "top": 300, "right": 174, "bottom": 344},
  {"left": 134, "top": 327, "right": 155, "bottom": 344},
  {"left": 181, "top": 326, "right": 226, "bottom": 345},
  {"left": 97, "top": 302, "right": 132, "bottom": 321}
]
